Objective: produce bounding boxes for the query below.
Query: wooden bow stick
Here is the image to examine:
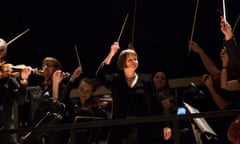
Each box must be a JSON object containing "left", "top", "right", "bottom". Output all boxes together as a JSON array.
[
  {"left": 116, "top": 13, "right": 129, "bottom": 42},
  {"left": 189, "top": 0, "right": 199, "bottom": 56},
  {"left": 222, "top": 0, "right": 227, "bottom": 24},
  {"left": 74, "top": 45, "right": 82, "bottom": 67},
  {"left": 232, "top": 13, "right": 240, "bottom": 33},
  {"left": 130, "top": 0, "right": 137, "bottom": 46},
  {"left": 7, "top": 28, "right": 30, "bottom": 45},
  {"left": 127, "top": 0, "right": 138, "bottom": 50}
]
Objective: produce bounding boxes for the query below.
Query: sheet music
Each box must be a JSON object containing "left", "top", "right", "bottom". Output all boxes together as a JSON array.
[{"left": 183, "top": 102, "right": 217, "bottom": 136}]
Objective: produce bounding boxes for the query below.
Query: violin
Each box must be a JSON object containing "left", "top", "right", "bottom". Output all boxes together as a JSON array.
[
  {"left": 0, "top": 63, "right": 41, "bottom": 79},
  {"left": 84, "top": 97, "right": 112, "bottom": 110},
  {"left": 0, "top": 63, "right": 70, "bottom": 79}
]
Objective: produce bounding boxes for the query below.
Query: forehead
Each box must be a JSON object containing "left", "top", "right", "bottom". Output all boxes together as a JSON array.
[
  {"left": 79, "top": 81, "right": 94, "bottom": 89},
  {"left": 42, "top": 60, "right": 55, "bottom": 64},
  {"left": 126, "top": 53, "right": 137, "bottom": 58},
  {"left": 0, "top": 40, "right": 7, "bottom": 50},
  {"left": 154, "top": 72, "right": 166, "bottom": 78},
  {"left": 79, "top": 81, "right": 93, "bottom": 88},
  {"left": 0, "top": 43, "right": 5, "bottom": 48}
]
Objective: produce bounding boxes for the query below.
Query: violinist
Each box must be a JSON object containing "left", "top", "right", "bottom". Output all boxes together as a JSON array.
[
  {"left": 61, "top": 66, "right": 110, "bottom": 144},
  {"left": 220, "top": 17, "right": 240, "bottom": 144},
  {"left": 0, "top": 38, "right": 30, "bottom": 144},
  {"left": 65, "top": 69, "right": 106, "bottom": 118},
  {"left": 0, "top": 38, "right": 24, "bottom": 79},
  {"left": 152, "top": 70, "right": 177, "bottom": 144},
  {"left": 19, "top": 57, "right": 70, "bottom": 144}
]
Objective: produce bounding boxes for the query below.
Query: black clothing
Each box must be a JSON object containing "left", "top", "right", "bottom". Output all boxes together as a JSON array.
[
  {"left": 224, "top": 37, "right": 240, "bottom": 69},
  {"left": 96, "top": 63, "right": 156, "bottom": 144},
  {"left": 21, "top": 82, "right": 69, "bottom": 144},
  {"left": 0, "top": 76, "right": 27, "bottom": 144},
  {"left": 62, "top": 81, "right": 108, "bottom": 144},
  {"left": 184, "top": 84, "right": 240, "bottom": 144}
]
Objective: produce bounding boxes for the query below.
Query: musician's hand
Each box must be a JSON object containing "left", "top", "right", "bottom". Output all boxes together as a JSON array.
[
  {"left": 104, "top": 42, "right": 120, "bottom": 65},
  {"left": 220, "top": 16, "right": 233, "bottom": 40},
  {"left": 19, "top": 136, "right": 26, "bottom": 144},
  {"left": 163, "top": 127, "right": 172, "bottom": 140},
  {"left": 220, "top": 47, "right": 229, "bottom": 67},
  {"left": 53, "top": 70, "right": 64, "bottom": 85},
  {"left": 21, "top": 66, "right": 32, "bottom": 80},
  {"left": 70, "top": 66, "right": 82, "bottom": 82},
  {"left": 109, "top": 42, "right": 120, "bottom": 57},
  {"left": 188, "top": 40, "right": 203, "bottom": 54},
  {"left": 202, "top": 74, "right": 214, "bottom": 89}
]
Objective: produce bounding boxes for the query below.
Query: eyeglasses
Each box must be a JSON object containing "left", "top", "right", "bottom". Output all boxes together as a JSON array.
[{"left": 42, "top": 64, "right": 55, "bottom": 68}]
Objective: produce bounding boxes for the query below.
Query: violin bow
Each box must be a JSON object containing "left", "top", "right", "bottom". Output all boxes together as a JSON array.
[
  {"left": 232, "top": 13, "right": 240, "bottom": 33},
  {"left": 222, "top": 0, "right": 228, "bottom": 24},
  {"left": 7, "top": 28, "right": 30, "bottom": 46},
  {"left": 116, "top": 13, "right": 129, "bottom": 42},
  {"left": 74, "top": 44, "right": 82, "bottom": 67},
  {"left": 189, "top": 0, "right": 199, "bottom": 56},
  {"left": 130, "top": 0, "right": 138, "bottom": 48},
  {"left": 126, "top": 0, "right": 138, "bottom": 50}
]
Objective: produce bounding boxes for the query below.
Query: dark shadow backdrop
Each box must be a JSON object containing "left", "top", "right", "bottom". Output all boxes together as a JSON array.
[{"left": 0, "top": 0, "right": 239, "bottom": 79}]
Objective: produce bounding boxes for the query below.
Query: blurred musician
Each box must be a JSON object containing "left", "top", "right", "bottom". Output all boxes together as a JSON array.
[
  {"left": 19, "top": 57, "right": 69, "bottom": 144},
  {"left": 62, "top": 66, "right": 111, "bottom": 144},
  {"left": 0, "top": 38, "right": 32, "bottom": 144}
]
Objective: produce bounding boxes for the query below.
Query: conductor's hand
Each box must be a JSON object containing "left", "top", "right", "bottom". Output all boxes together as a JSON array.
[{"left": 109, "top": 42, "right": 120, "bottom": 57}]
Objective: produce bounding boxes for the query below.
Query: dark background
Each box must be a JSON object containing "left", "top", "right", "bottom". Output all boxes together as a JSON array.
[{"left": 0, "top": 0, "right": 239, "bottom": 79}]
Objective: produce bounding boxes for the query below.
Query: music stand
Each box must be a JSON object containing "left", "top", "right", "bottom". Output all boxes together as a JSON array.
[
  {"left": 183, "top": 102, "right": 219, "bottom": 143},
  {"left": 21, "top": 111, "right": 64, "bottom": 144},
  {"left": 69, "top": 108, "right": 104, "bottom": 144}
]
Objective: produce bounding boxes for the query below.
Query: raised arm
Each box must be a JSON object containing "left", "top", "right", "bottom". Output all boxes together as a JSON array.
[
  {"left": 96, "top": 42, "right": 120, "bottom": 83},
  {"left": 220, "top": 16, "right": 240, "bottom": 68},
  {"left": 203, "top": 74, "right": 232, "bottom": 110},
  {"left": 220, "top": 47, "right": 240, "bottom": 91},
  {"left": 189, "top": 40, "right": 220, "bottom": 75},
  {"left": 52, "top": 70, "right": 65, "bottom": 99},
  {"left": 104, "top": 41, "right": 120, "bottom": 65}
]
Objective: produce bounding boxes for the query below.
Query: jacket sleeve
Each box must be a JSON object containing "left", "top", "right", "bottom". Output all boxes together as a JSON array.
[
  {"left": 95, "top": 62, "right": 113, "bottom": 88},
  {"left": 223, "top": 37, "right": 240, "bottom": 68},
  {"left": 9, "top": 77, "right": 28, "bottom": 105}
]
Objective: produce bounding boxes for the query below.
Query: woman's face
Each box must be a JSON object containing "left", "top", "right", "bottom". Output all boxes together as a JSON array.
[
  {"left": 41, "top": 60, "right": 57, "bottom": 78},
  {"left": 0, "top": 49, "right": 6, "bottom": 60},
  {"left": 125, "top": 53, "right": 138, "bottom": 70},
  {"left": 78, "top": 80, "right": 94, "bottom": 103},
  {"left": 153, "top": 71, "right": 167, "bottom": 90},
  {"left": 0, "top": 42, "right": 6, "bottom": 60}
]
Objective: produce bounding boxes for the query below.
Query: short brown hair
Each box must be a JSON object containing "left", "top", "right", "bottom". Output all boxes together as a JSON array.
[
  {"left": 42, "top": 57, "right": 62, "bottom": 70},
  {"left": 80, "top": 77, "right": 100, "bottom": 93},
  {"left": 117, "top": 49, "right": 137, "bottom": 70}
]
